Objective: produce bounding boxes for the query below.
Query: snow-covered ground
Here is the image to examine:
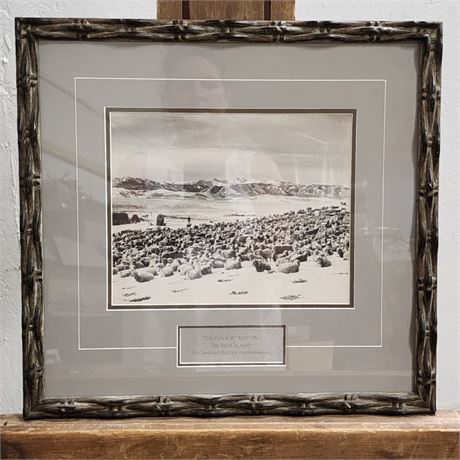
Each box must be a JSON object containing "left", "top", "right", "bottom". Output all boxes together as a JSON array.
[
  {"left": 112, "top": 193, "right": 348, "bottom": 232},
  {"left": 111, "top": 193, "right": 351, "bottom": 307},
  {"left": 112, "top": 256, "right": 350, "bottom": 307}
]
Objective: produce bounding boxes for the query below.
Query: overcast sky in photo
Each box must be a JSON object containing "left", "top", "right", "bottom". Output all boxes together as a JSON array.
[{"left": 110, "top": 110, "right": 354, "bottom": 186}]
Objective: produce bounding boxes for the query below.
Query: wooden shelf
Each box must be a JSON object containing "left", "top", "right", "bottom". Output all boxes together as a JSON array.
[{"left": 2, "top": 411, "right": 460, "bottom": 459}]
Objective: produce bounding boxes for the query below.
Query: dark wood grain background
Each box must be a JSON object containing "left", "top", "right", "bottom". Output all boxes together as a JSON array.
[{"left": 157, "top": 0, "right": 295, "bottom": 20}]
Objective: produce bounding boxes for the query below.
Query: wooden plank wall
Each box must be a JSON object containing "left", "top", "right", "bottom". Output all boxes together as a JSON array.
[{"left": 157, "top": 0, "right": 295, "bottom": 20}]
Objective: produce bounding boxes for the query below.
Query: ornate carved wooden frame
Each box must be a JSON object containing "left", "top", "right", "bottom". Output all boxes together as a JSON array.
[{"left": 16, "top": 18, "right": 441, "bottom": 419}]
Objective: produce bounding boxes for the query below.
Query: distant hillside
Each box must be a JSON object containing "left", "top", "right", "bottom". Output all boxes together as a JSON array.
[{"left": 112, "top": 177, "right": 350, "bottom": 199}]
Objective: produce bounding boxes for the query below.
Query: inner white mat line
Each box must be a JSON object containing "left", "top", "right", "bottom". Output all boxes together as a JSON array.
[{"left": 75, "top": 77, "right": 386, "bottom": 350}]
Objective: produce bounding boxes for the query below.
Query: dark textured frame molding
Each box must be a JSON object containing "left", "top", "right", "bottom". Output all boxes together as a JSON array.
[{"left": 16, "top": 18, "right": 441, "bottom": 419}]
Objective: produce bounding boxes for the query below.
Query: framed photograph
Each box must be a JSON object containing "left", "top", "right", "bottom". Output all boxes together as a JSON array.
[
  {"left": 108, "top": 107, "right": 355, "bottom": 309},
  {"left": 17, "top": 18, "right": 441, "bottom": 418}
]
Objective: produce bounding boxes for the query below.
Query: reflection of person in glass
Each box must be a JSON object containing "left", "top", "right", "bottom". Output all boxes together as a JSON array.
[{"left": 110, "top": 51, "right": 353, "bottom": 320}]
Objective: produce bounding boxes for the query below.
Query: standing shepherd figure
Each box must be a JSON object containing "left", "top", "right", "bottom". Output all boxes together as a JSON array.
[{"left": 156, "top": 214, "right": 165, "bottom": 226}]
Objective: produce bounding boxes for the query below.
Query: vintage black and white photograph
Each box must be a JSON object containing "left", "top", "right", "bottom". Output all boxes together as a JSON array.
[{"left": 108, "top": 109, "right": 355, "bottom": 308}]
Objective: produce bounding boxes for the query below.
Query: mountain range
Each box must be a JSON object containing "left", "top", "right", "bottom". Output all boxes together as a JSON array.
[{"left": 112, "top": 177, "right": 350, "bottom": 199}]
